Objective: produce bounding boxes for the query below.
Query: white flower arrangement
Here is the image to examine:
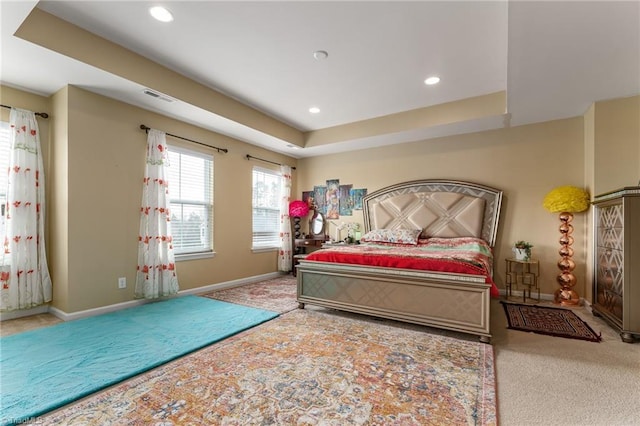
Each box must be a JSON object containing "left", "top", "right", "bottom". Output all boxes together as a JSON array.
[
  {"left": 345, "top": 222, "right": 360, "bottom": 238},
  {"left": 332, "top": 222, "right": 361, "bottom": 242}
]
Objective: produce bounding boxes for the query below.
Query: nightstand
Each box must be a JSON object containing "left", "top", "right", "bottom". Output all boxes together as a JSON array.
[
  {"left": 292, "top": 254, "right": 307, "bottom": 277},
  {"left": 505, "top": 258, "right": 540, "bottom": 302},
  {"left": 294, "top": 238, "right": 326, "bottom": 251},
  {"left": 292, "top": 238, "right": 328, "bottom": 276}
]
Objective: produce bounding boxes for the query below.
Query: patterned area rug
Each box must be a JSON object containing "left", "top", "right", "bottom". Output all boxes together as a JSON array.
[
  {"left": 31, "top": 309, "right": 497, "bottom": 425},
  {"left": 202, "top": 274, "right": 298, "bottom": 314},
  {"left": 501, "top": 301, "right": 602, "bottom": 342}
]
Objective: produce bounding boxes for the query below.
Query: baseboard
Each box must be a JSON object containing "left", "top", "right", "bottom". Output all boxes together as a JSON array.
[
  {"left": 498, "top": 288, "right": 554, "bottom": 302},
  {"left": 49, "top": 299, "right": 150, "bottom": 322},
  {"left": 498, "top": 289, "right": 590, "bottom": 307},
  {"left": 6, "top": 271, "right": 288, "bottom": 322},
  {"left": 183, "top": 272, "right": 283, "bottom": 296}
]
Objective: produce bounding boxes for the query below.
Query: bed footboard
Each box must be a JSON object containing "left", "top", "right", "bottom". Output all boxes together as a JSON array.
[{"left": 297, "top": 261, "right": 491, "bottom": 343}]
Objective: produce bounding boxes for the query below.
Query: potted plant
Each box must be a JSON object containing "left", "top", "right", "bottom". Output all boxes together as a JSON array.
[{"left": 513, "top": 240, "right": 533, "bottom": 261}]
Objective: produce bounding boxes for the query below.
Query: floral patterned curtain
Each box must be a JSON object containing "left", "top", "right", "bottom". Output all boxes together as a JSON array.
[
  {"left": 135, "top": 129, "right": 179, "bottom": 298},
  {"left": 278, "top": 165, "right": 292, "bottom": 271},
  {"left": 0, "top": 108, "right": 52, "bottom": 311}
]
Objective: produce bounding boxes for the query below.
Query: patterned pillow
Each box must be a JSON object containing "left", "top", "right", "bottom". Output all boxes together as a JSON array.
[{"left": 360, "top": 228, "right": 422, "bottom": 245}]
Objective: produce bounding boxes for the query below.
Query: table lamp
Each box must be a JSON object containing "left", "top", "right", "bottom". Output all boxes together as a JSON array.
[{"left": 543, "top": 185, "right": 590, "bottom": 306}]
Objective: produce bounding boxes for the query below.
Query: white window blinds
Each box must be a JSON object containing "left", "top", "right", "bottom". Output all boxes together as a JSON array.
[
  {"left": 167, "top": 146, "right": 213, "bottom": 255},
  {"left": 252, "top": 166, "right": 282, "bottom": 249}
]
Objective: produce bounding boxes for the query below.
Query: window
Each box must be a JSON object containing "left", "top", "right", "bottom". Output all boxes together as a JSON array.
[
  {"left": 167, "top": 145, "right": 213, "bottom": 258},
  {"left": 0, "top": 122, "right": 9, "bottom": 246},
  {"left": 252, "top": 166, "right": 283, "bottom": 250}
]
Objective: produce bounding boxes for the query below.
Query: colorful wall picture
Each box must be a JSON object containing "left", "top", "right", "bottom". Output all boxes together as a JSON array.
[
  {"left": 350, "top": 188, "right": 367, "bottom": 210},
  {"left": 313, "top": 185, "right": 327, "bottom": 215},
  {"left": 339, "top": 184, "right": 353, "bottom": 216},
  {"left": 305, "top": 182, "right": 367, "bottom": 218},
  {"left": 325, "top": 179, "right": 340, "bottom": 219}
]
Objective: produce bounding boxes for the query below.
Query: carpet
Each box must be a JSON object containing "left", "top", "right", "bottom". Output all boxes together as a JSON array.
[
  {"left": 29, "top": 309, "right": 497, "bottom": 425},
  {"left": 202, "top": 274, "right": 298, "bottom": 314},
  {"left": 0, "top": 295, "right": 278, "bottom": 426},
  {"left": 501, "top": 301, "right": 602, "bottom": 342}
]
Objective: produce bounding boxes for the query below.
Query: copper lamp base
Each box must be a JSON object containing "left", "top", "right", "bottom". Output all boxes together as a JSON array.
[
  {"left": 554, "top": 212, "right": 580, "bottom": 306},
  {"left": 554, "top": 288, "right": 580, "bottom": 306}
]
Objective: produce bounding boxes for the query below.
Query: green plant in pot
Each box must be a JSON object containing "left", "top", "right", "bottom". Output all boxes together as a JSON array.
[{"left": 513, "top": 240, "right": 533, "bottom": 261}]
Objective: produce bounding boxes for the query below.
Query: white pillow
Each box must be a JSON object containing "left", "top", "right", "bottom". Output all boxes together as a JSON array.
[{"left": 360, "top": 228, "right": 422, "bottom": 245}]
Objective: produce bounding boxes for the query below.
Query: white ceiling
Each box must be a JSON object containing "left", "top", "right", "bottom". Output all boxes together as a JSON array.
[{"left": 1, "top": 1, "right": 638, "bottom": 158}]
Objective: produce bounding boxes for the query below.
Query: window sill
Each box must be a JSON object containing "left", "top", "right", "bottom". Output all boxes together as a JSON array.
[{"left": 175, "top": 251, "right": 215, "bottom": 262}]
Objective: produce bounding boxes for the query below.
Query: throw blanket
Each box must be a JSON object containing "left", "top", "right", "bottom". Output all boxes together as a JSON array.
[{"left": 306, "top": 237, "right": 499, "bottom": 297}]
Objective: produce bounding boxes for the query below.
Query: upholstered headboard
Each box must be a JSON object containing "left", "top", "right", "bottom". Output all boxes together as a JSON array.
[{"left": 363, "top": 180, "right": 503, "bottom": 247}]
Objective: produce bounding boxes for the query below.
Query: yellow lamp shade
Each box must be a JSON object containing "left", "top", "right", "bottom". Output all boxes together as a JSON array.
[{"left": 543, "top": 185, "right": 590, "bottom": 213}]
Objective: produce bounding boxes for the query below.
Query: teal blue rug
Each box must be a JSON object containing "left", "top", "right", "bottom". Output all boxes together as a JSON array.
[{"left": 0, "top": 295, "right": 278, "bottom": 426}]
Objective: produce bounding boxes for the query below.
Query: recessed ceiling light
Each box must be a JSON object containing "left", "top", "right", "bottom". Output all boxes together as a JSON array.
[
  {"left": 309, "top": 107, "right": 321, "bottom": 114},
  {"left": 150, "top": 6, "right": 174, "bottom": 22},
  {"left": 313, "top": 50, "right": 329, "bottom": 60},
  {"left": 424, "top": 76, "right": 440, "bottom": 85}
]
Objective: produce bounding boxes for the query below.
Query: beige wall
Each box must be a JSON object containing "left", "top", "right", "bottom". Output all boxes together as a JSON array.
[
  {"left": 297, "top": 95, "right": 640, "bottom": 303},
  {"left": 2, "top": 84, "right": 298, "bottom": 313},
  {"left": 593, "top": 95, "right": 640, "bottom": 195},
  {"left": 63, "top": 86, "right": 300, "bottom": 312},
  {"left": 297, "top": 118, "right": 588, "bottom": 298},
  {"left": 2, "top": 83, "right": 639, "bottom": 313},
  {"left": 50, "top": 87, "right": 70, "bottom": 310}
]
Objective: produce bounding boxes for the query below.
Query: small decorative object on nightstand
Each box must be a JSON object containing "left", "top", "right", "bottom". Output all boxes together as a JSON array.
[
  {"left": 505, "top": 258, "right": 540, "bottom": 302},
  {"left": 513, "top": 241, "right": 533, "bottom": 261}
]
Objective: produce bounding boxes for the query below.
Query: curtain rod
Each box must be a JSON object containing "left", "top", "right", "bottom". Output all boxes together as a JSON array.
[
  {"left": 1, "top": 104, "right": 49, "bottom": 118},
  {"left": 140, "top": 124, "right": 228, "bottom": 153},
  {"left": 246, "top": 154, "right": 296, "bottom": 170}
]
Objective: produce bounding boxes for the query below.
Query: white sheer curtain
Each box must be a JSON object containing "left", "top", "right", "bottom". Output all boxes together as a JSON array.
[
  {"left": 0, "top": 108, "right": 52, "bottom": 311},
  {"left": 278, "top": 165, "right": 293, "bottom": 271},
  {"left": 135, "top": 129, "right": 179, "bottom": 299}
]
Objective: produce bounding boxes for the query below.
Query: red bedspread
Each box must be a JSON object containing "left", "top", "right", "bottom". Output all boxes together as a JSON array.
[{"left": 305, "top": 237, "right": 499, "bottom": 297}]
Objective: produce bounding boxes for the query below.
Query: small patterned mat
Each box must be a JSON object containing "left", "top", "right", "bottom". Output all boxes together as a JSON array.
[{"left": 501, "top": 301, "right": 602, "bottom": 342}]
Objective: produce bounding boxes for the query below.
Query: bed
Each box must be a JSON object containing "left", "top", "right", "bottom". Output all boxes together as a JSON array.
[{"left": 296, "top": 179, "right": 503, "bottom": 343}]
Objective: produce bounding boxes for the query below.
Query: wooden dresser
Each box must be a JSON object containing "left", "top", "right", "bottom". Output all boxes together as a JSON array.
[{"left": 592, "top": 186, "right": 640, "bottom": 343}]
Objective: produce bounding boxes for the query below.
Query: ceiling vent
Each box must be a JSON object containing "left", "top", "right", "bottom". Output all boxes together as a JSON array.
[{"left": 142, "top": 88, "right": 175, "bottom": 103}]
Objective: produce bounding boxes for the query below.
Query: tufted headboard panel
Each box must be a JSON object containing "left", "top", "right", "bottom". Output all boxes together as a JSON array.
[{"left": 363, "top": 180, "right": 503, "bottom": 247}]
